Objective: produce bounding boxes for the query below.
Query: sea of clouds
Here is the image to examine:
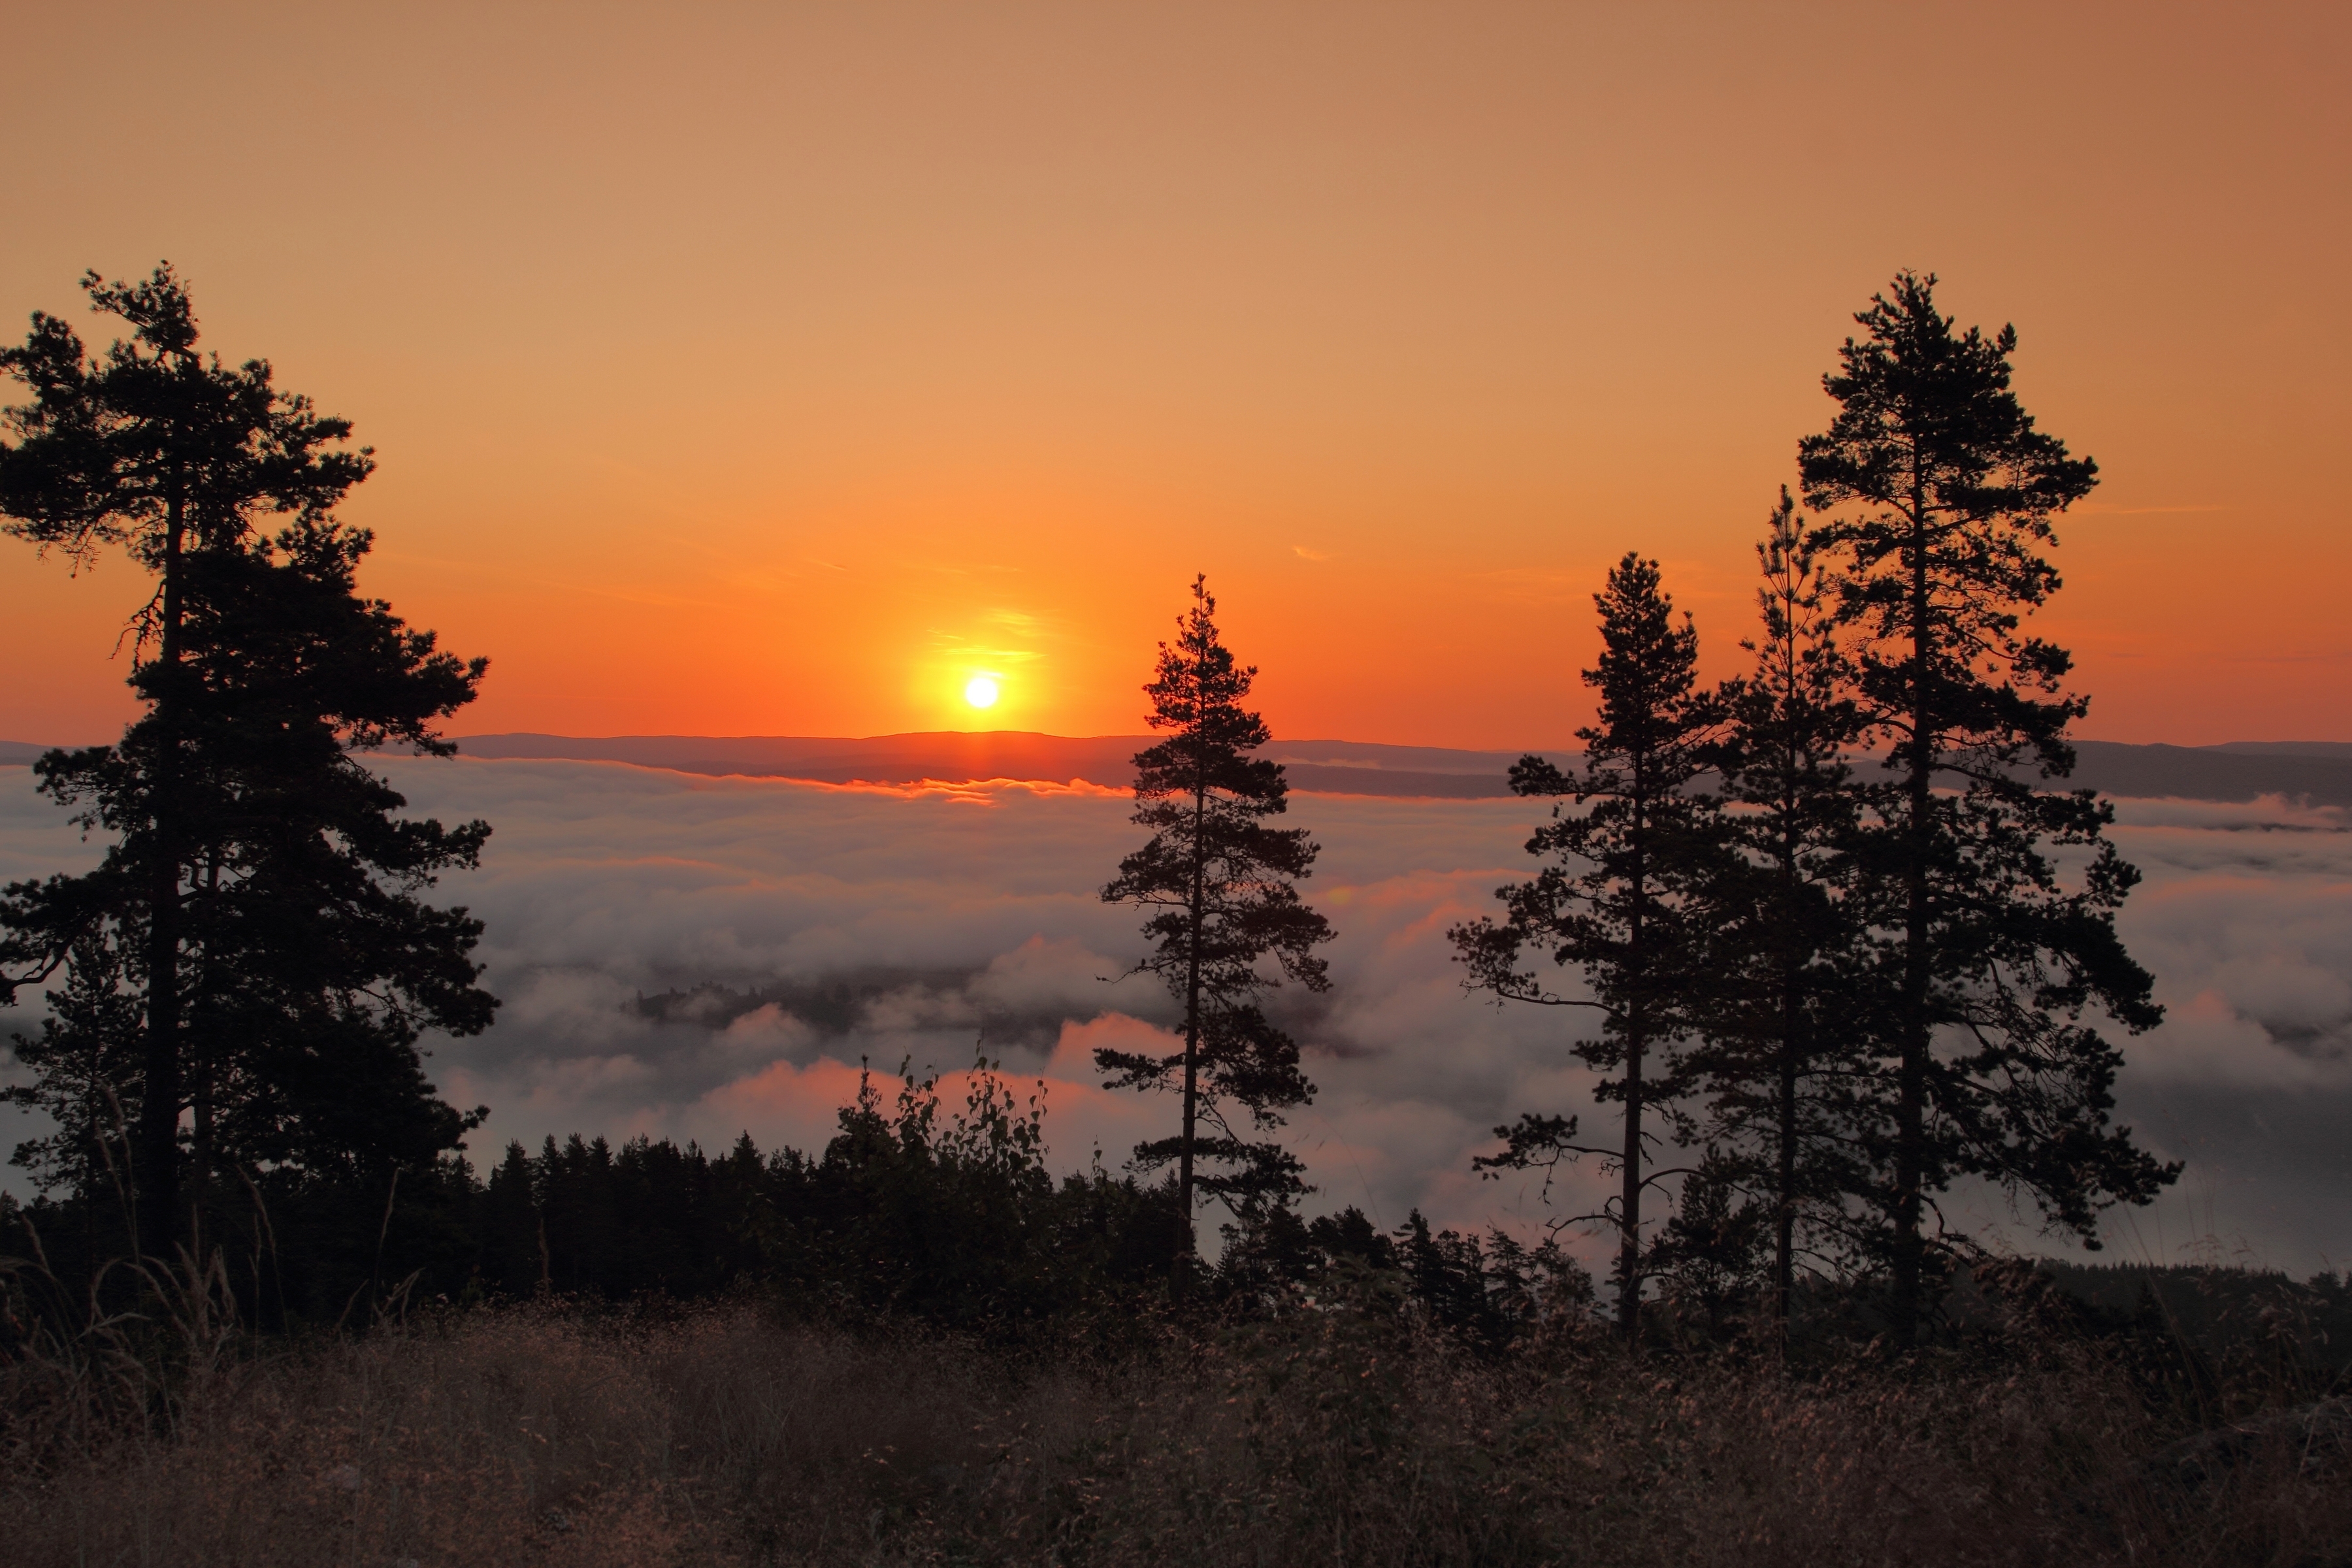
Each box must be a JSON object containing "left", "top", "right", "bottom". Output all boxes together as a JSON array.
[{"left": 3, "top": 757, "right": 2347, "bottom": 1274}]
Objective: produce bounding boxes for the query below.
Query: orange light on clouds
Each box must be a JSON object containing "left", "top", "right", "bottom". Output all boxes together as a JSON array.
[{"left": 0, "top": 3, "right": 2345, "bottom": 747}]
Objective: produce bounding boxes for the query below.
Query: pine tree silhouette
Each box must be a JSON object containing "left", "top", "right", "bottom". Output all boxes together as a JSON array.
[
  {"left": 1099, "top": 575, "right": 1333, "bottom": 1252},
  {"left": 0, "top": 267, "right": 493, "bottom": 1267},
  {"left": 1798, "top": 272, "right": 2176, "bottom": 1343},
  {"left": 1452, "top": 552, "right": 1720, "bottom": 1347}
]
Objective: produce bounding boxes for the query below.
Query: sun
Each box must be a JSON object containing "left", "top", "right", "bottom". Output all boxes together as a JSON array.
[{"left": 964, "top": 674, "right": 1000, "bottom": 709}]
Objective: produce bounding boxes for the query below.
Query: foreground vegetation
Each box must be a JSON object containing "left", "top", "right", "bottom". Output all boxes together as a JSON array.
[
  {"left": 4, "top": 1264, "right": 2349, "bottom": 1568},
  {"left": 5, "top": 988, "right": 2347, "bottom": 1564}
]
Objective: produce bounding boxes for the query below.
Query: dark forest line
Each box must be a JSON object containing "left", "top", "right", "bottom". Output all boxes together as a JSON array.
[{"left": 13, "top": 1049, "right": 2348, "bottom": 1375}]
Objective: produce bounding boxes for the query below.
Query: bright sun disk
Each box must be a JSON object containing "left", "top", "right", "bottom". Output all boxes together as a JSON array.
[{"left": 964, "top": 675, "right": 1000, "bottom": 708}]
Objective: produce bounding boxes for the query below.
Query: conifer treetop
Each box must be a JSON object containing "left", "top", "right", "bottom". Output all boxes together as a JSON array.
[{"left": 0, "top": 263, "right": 374, "bottom": 581}]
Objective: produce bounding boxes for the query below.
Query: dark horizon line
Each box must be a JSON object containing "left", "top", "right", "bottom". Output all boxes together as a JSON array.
[
  {"left": 8, "top": 732, "right": 2352, "bottom": 810},
  {"left": 429, "top": 734, "right": 2352, "bottom": 808}
]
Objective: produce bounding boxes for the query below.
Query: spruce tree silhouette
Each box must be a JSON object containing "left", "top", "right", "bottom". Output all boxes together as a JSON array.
[
  {"left": 1798, "top": 272, "right": 2176, "bottom": 1344},
  {"left": 1452, "top": 552, "right": 1719, "bottom": 1347},
  {"left": 3, "top": 519, "right": 496, "bottom": 1298},
  {"left": 1688, "top": 492, "right": 1870, "bottom": 1335},
  {"left": 1099, "top": 576, "right": 1332, "bottom": 1253},
  {"left": 0, "top": 266, "right": 491, "bottom": 1267}
]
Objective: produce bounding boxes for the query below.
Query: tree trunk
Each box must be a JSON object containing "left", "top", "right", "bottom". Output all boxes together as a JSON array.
[
  {"left": 84, "top": 1032, "right": 102, "bottom": 1303},
  {"left": 1774, "top": 785, "right": 1801, "bottom": 1341},
  {"left": 1618, "top": 796, "right": 1647, "bottom": 1348},
  {"left": 1178, "top": 705, "right": 1208, "bottom": 1259},
  {"left": 1893, "top": 474, "right": 1933, "bottom": 1347},
  {"left": 191, "top": 1056, "right": 211, "bottom": 1257},
  {"left": 1776, "top": 951, "right": 1799, "bottom": 1338},
  {"left": 136, "top": 482, "right": 186, "bottom": 1264},
  {"left": 189, "top": 856, "right": 220, "bottom": 1258},
  {"left": 1618, "top": 1010, "right": 1643, "bottom": 1345}
]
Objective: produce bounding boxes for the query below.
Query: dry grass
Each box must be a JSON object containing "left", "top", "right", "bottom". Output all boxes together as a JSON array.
[
  {"left": 2, "top": 1303, "right": 725, "bottom": 1566},
  {"left": 3, "top": 1297, "right": 2347, "bottom": 1567}
]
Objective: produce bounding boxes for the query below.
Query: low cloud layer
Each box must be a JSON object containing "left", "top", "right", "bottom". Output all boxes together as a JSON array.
[{"left": 3, "top": 759, "right": 2347, "bottom": 1273}]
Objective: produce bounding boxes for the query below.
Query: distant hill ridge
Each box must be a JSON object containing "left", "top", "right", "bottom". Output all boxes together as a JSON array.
[
  {"left": 7, "top": 733, "right": 2351, "bottom": 805},
  {"left": 449, "top": 732, "right": 1546, "bottom": 800},
  {"left": 457, "top": 734, "right": 2352, "bottom": 806}
]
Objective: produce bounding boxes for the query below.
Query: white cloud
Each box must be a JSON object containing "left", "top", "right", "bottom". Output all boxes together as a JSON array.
[{"left": 4, "top": 758, "right": 2348, "bottom": 1273}]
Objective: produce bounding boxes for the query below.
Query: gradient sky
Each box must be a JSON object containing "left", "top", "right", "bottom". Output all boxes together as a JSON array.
[{"left": 3, "top": 2, "right": 2345, "bottom": 749}]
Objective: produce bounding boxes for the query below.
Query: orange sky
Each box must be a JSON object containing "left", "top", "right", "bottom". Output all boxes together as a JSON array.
[{"left": 2, "top": 2, "right": 2345, "bottom": 749}]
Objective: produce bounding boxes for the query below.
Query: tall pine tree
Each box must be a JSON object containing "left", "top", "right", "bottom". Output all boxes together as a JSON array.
[
  {"left": 1452, "top": 552, "right": 1719, "bottom": 1345},
  {"left": 1688, "top": 491, "right": 1869, "bottom": 1335},
  {"left": 1797, "top": 272, "right": 2175, "bottom": 1343},
  {"left": 0, "top": 265, "right": 372, "bottom": 1258},
  {"left": 1099, "top": 576, "right": 1333, "bottom": 1249},
  {"left": 1, "top": 267, "right": 494, "bottom": 1270}
]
